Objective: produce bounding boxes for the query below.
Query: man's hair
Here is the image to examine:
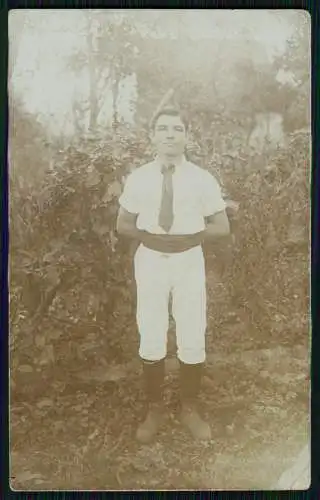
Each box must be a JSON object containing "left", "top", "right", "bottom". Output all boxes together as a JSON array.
[{"left": 150, "top": 106, "right": 189, "bottom": 132}]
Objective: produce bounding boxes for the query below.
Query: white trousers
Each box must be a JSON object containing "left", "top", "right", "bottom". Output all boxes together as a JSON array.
[{"left": 134, "top": 244, "right": 207, "bottom": 364}]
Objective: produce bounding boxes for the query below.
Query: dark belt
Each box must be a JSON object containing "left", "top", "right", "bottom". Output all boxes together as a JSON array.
[{"left": 141, "top": 233, "right": 203, "bottom": 254}]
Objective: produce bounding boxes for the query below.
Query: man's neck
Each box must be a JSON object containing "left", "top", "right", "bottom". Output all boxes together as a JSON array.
[{"left": 157, "top": 154, "right": 185, "bottom": 168}]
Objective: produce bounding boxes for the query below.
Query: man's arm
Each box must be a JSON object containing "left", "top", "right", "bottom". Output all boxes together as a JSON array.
[
  {"left": 116, "top": 206, "right": 141, "bottom": 239},
  {"left": 116, "top": 206, "right": 148, "bottom": 257},
  {"left": 203, "top": 210, "right": 234, "bottom": 279},
  {"left": 200, "top": 170, "right": 231, "bottom": 246},
  {"left": 116, "top": 206, "right": 168, "bottom": 252},
  {"left": 204, "top": 210, "right": 230, "bottom": 240},
  {"left": 116, "top": 207, "right": 230, "bottom": 253},
  {"left": 116, "top": 207, "right": 203, "bottom": 253}
]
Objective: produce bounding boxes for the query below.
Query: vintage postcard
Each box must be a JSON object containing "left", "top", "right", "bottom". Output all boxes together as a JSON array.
[{"left": 8, "top": 9, "right": 311, "bottom": 491}]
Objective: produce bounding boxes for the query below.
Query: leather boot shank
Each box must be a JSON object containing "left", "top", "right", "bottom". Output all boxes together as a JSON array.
[
  {"left": 179, "top": 360, "right": 211, "bottom": 441},
  {"left": 136, "top": 358, "right": 165, "bottom": 444}
]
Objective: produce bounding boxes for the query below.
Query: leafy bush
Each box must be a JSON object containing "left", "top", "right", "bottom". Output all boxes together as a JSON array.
[{"left": 10, "top": 117, "right": 309, "bottom": 370}]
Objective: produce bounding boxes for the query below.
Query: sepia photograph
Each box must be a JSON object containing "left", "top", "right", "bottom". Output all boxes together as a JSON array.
[{"left": 8, "top": 9, "right": 310, "bottom": 490}]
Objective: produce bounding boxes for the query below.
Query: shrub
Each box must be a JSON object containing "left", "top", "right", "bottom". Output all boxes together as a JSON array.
[{"left": 10, "top": 123, "right": 309, "bottom": 369}]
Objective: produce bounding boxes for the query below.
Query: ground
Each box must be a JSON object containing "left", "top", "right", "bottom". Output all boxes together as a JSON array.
[{"left": 10, "top": 273, "right": 310, "bottom": 491}]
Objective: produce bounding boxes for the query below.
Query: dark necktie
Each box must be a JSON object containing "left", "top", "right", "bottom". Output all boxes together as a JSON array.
[{"left": 158, "top": 163, "right": 175, "bottom": 233}]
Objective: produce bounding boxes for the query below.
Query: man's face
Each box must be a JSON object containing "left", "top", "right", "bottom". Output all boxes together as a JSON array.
[{"left": 151, "top": 113, "right": 187, "bottom": 158}]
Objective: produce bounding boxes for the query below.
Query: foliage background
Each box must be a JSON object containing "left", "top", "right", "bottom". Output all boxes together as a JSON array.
[
  {"left": 8, "top": 10, "right": 311, "bottom": 490},
  {"left": 9, "top": 10, "right": 310, "bottom": 368}
]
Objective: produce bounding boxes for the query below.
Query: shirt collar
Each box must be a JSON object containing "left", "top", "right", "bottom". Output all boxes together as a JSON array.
[{"left": 154, "top": 155, "right": 187, "bottom": 173}]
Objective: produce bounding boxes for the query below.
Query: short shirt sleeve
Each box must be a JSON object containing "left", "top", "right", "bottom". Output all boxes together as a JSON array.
[
  {"left": 118, "top": 171, "right": 141, "bottom": 214},
  {"left": 201, "top": 171, "right": 226, "bottom": 217}
]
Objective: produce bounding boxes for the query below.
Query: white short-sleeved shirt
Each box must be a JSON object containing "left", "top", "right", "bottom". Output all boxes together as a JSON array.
[{"left": 118, "top": 157, "right": 226, "bottom": 235}]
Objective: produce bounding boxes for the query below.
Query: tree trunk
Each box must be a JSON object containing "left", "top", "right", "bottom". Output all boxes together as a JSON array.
[
  {"left": 111, "top": 67, "right": 120, "bottom": 131},
  {"left": 86, "top": 18, "right": 99, "bottom": 133}
]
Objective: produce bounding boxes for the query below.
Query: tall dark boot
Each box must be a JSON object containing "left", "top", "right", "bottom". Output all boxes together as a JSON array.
[
  {"left": 179, "top": 360, "right": 212, "bottom": 441},
  {"left": 136, "top": 358, "right": 165, "bottom": 444}
]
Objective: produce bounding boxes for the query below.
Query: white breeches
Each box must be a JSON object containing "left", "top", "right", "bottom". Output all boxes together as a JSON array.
[{"left": 134, "top": 244, "right": 207, "bottom": 364}]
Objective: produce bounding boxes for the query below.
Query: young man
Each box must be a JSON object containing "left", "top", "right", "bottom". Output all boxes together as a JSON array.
[{"left": 116, "top": 107, "right": 230, "bottom": 443}]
